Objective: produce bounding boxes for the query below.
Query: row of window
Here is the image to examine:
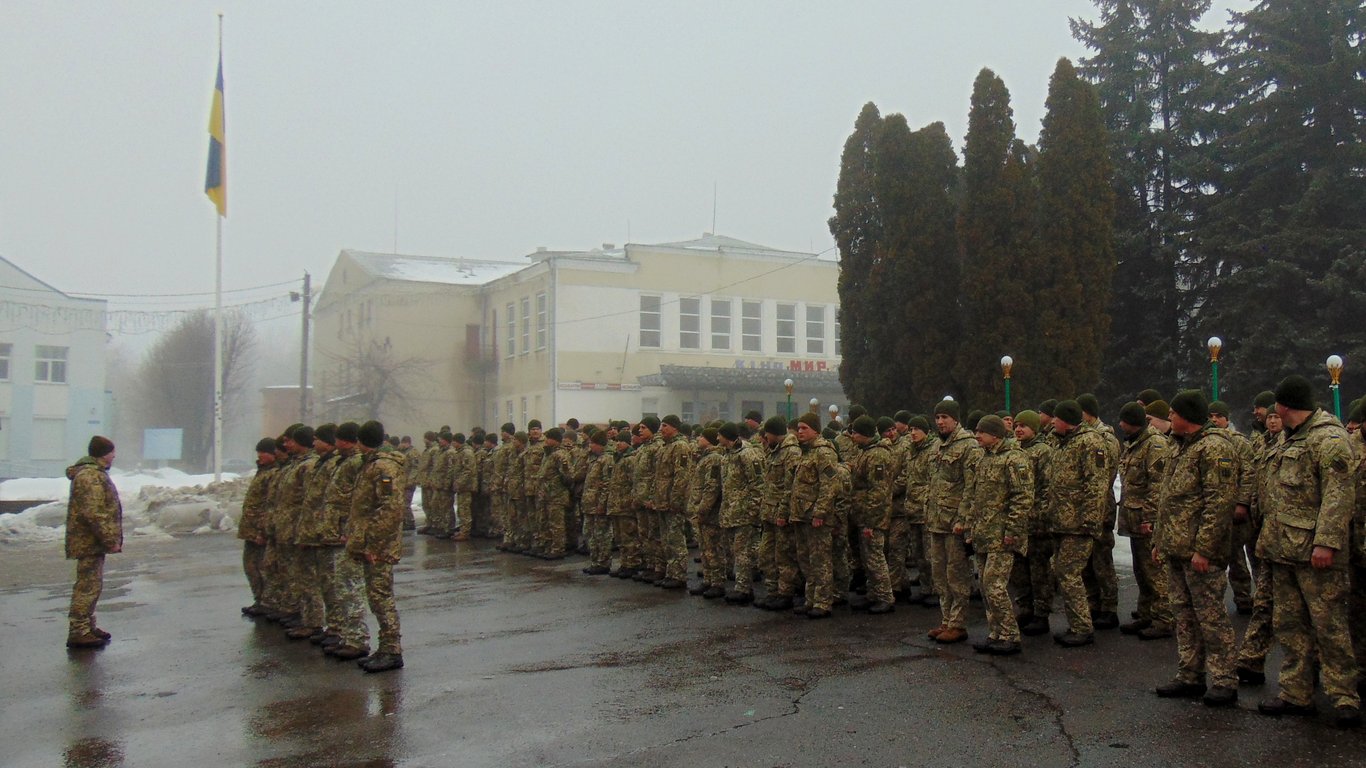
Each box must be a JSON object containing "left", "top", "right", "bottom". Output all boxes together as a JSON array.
[
  {"left": 640, "top": 297, "right": 840, "bottom": 356},
  {"left": 502, "top": 293, "right": 548, "bottom": 358},
  {"left": 0, "top": 344, "right": 68, "bottom": 384}
]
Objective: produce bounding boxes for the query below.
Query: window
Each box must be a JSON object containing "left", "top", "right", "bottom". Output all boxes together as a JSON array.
[
  {"left": 520, "top": 297, "right": 531, "bottom": 355},
  {"left": 717, "top": 401, "right": 732, "bottom": 422},
  {"left": 834, "top": 314, "right": 841, "bottom": 356},
  {"left": 776, "top": 304, "right": 796, "bottom": 354},
  {"left": 741, "top": 400, "right": 763, "bottom": 420},
  {"left": 505, "top": 304, "right": 515, "bottom": 358},
  {"left": 806, "top": 305, "right": 825, "bottom": 355},
  {"left": 681, "top": 401, "right": 696, "bottom": 424},
  {"left": 680, "top": 297, "right": 700, "bottom": 349},
  {"left": 519, "top": 397, "right": 527, "bottom": 426},
  {"left": 36, "top": 345, "right": 68, "bottom": 383},
  {"left": 775, "top": 401, "right": 791, "bottom": 421},
  {"left": 639, "top": 295, "right": 661, "bottom": 348},
  {"left": 506, "top": 399, "right": 514, "bottom": 425},
  {"left": 710, "top": 299, "right": 731, "bottom": 350},
  {"left": 742, "top": 300, "right": 762, "bottom": 353},
  {"left": 535, "top": 292, "right": 548, "bottom": 350},
  {"left": 0, "top": 343, "right": 10, "bottom": 380}
]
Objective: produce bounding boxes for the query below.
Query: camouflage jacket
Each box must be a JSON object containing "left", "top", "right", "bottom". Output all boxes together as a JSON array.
[
  {"left": 887, "top": 433, "right": 913, "bottom": 514},
  {"left": 1255, "top": 409, "right": 1356, "bottom": 568},
  {"left": 608, "top": 449, "right": 636, "bottom": 517},
  {"left": 1017, "top": 434, "right": 1053, "bottom": 535},
  {"left": 899, "top": 434, "right": 939, "bottom": 525},
  {"left": 849, "top": 439, "right": 894, "bottom": 530},
  {"left": 506, "top": 443, "right": 527, "bottom": 501},
  {"left": 963, "top": 440, "right": 1032, "bottom": 554},
  {"left": 477, "top": 446, "right": 495, "bottom": 495},
  {"left": 1153, "top": 425, "right": 1237, "bottom": 564},
  {"left": 319, "top": 451, "right": 364, "bottom": 546},
  {"left": 491, "top": 440, "right": 515, "bottom": 495},
  {"left": 1350, "top": 431, "right": 1366, "bottom": 566},
  {"left": 1117, "top": 427, "right": 1171, "bottom": 537},
  {"left": 345, "top": 449, "right": 406, "bottom": 564},
  {"left": 237, "top": 461, "right": 278, "bottom": 543},
  {"left": 762, "top": 434, "right": 801, "bottom": 524},
  {"left": 1211, "top": 426, "right": 1257, "bottom": 509},
  {"left": 1250, "top": 429, "right": 1284, "bottom": 527},
  {"left": 1045, "top": 423, "right": 1111, "bottom": 538},
  {"left": 521, "top": 438, "right": 547, "bottom": 499},
  {"left": 541, "top": 444, "right": 576, "bottom": 508},
  {"left": 655, "top": 435, "right": 693, "bottom": 515},
  {"left": 789, "top": 437, "right": 841, "bottom": 524},
  {"left": 296, "top": 450, "right": 342, "bottom": 546},
  {"left": 687, "top": 446, "right": 725, "bottom": 525},
  {"left": 65, "top": 457, "right": 123, "bottom": 559},
  {"left": 926, "top": 427, "right": 982, "bottom": 534},
  {"left": 401, "top": 445, "right": 421, "bottom": 484},
  {"left": 631, "top": 434, "right": 662, "bottom": 509},
  {"left": 720, "top": 441, "right": 764, "bottom": 528},
  {"left": 278, "top": 452, "right": 319, "bottom": 545},
  {"left": 452, "top": 444, "right": 478, "bottom": 495},
  {"left": 582, "top": 450, "right": 612, "bottom": 517},
  {"left": 419, "top": 443, "right": 442, "bottom": 487},
  {"left": 834, "top": 432, "right": 856, "bottom": 464}
]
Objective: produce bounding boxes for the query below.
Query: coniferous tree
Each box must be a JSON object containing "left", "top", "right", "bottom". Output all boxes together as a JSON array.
[
  {"left": 1197, "top": 0, "right": 1366, "bottom": 408},
  {"left": 1035, "top": 57, "right": 1117, "bottom": 398},
  {"left": 830, "top": 102, "right": 884, "bottom": 406}
]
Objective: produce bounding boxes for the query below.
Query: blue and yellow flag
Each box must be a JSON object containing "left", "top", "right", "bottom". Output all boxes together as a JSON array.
[{"left": 204, "top": 51, "right": 226, "bottom": 217}]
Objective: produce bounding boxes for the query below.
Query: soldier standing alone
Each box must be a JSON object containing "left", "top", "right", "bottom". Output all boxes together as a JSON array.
[{"left": 65, "top": 436, "right": 123, "bottom": 649}]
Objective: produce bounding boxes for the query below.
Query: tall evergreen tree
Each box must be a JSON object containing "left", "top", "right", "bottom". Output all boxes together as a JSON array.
[
  {"left": 1035, "top": 57, "right": 1117, "bottom": 398},
  {"left": 830, "top": 102, "right": 884, "bottom": 406},
  {"left": 1197, "top": 0, "right": 1366, "bottom": 408},
  {"left": 1071, "top": 0, "right": 1222, "bottom": 405}
]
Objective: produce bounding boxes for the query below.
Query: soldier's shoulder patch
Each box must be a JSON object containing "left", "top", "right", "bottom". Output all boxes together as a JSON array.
[
  {"left": 872, "top": 463, "right": 886, "bottom": 480},
  {"left": 1154, "top": 459, "right": 1165, "bottom": 473},
  {"left": 822, "top": 466, "right": 837, "bottom": 479},
  {"left": 1093, "top": 449, "right": 1106, "bottom": 468},
  {"left": 1332, "top": 458, "right": 1349, "bottom": 472}
]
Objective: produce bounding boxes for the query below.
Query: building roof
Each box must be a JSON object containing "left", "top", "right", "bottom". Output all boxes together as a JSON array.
[
  {"left": 638, "top": 364, "right": 845, "bottom": 394},
  {"left": 344, "top": 250, "right": 526, "bottom": 286}
]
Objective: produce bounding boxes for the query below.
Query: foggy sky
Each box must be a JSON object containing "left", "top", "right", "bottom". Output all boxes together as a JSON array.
[{"left": 0, "top": 1, "right": 1249, "bottom": 314}]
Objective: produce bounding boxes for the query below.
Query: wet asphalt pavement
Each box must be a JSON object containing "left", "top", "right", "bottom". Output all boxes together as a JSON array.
[{"left": 3, "top": 535, "right": 1365, "bottom": 768}]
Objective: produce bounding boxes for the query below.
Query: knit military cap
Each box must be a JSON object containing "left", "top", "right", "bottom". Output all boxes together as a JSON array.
[
  {"left": 876, "top": 416, "right": 896, "bottom": 434},
  {"left": 744, "top": 410, "right": 763, "bottom": 423},
  {"left": 641, "top": 415, "right": 661, "bottom": 432},
  {"left": 907, "top": 415, "right": 930, "bottom": 432},
  {"left": 1038, "top": 399, "right": 1058, "bottom": 417},
  {"left": 1119, "top": 402, "right": 1147, "bottom": 428},
  {"left": 894, "top": 410, "right": 913, "bottom": 425},
  {"left": 1349, "top": 401, "right": 1365, "bottom": 425},
  {"left": 337, "top": 422, "right": 360, "bottom": 443},
  {"left": 797, "top": 412, "right": 821, "bottom": 431},
  {"left": 995, "top": 410, "right": 1010, "bottom": 419},
  {"left": 358, "top": 420, "right": 385, "bottom": 448},
  {"left": 589, "top": 430, "right": 607, "bottom": 446},
  {"left": 527, "top": 419, "right": 543, "bottom": 430},
  {"left": 719, "top": 422, "right": 740, "bottom": 441},
  {"left": 1253, "top": 391, "right": 1277, "bottom": 410},
  {"left": 453, "top": 432, "right": 466, "bottom": 444},
  {"left": 1145, "top": 400, "right": 1170, "bottom": 420},
  {"left": 1208, "top": 401, "right": 1231, "bottom": 418},
  {"left": 293, "top": 425, "right": 316, "bottom": 446},
  {"left": 662, "top": 414, "right": 682, "bottom": 429},
  {"left": 1137, "top": 388, "right": 1163, "bottom": 406},
  {"left": 851, "top": 415, "right": 878, "bottom": 438},
  {"left": 848, "top": 405, "right": 868, "bottom": 420},
  {"left": 934, "top": 400, "right": 960, "bottom": 421},
  {"left": 823, "top": 427, "right": 838, "bottom": 440},
  {"left": 501, "top": 422, "right": 516, "bottom": 435},
  {"left": 965, "top": 410, "right": 985, "bottom": 432},
  {"left": 314, "top": 423, "right": 337, "bottom": 445},
  {"left": 438, "top": 430, "right": 453, "bottom": 443},
  {"left": 1170, "top": 389, "right": 1209, "bottom": 425},
  {"left": 1014, "top": 410, "right": 1040, "bottom": 433},
  {"left": 700, "top": 427, "right": 720, "bottom": 444},
  {"left": 1053, "top": 400, "right": 1084, "bottom": 428},
  {"left": 1275, "top": 375, "right": 1315, "bottom": 411},
  {"left": 763, "top": 415, "right": 788, "bottom": 436},
  {"left": 255, "top": 437, "right": 277, "bottom": 454},
  {"left": 88, "top": 435, "right": 115, "bottom": 458},
  {"left": 1077, "top": 394, "right": 1101, "bottom": 418},
  {"left": 976, "top": 415, "right": 1008, "bottom": 439},
  {"left": 545, "top": 427, "right": 564, "bottom": 441}
]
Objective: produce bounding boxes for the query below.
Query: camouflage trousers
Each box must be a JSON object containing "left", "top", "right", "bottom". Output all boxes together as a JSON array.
[
  {"left": 637, "top": 507, "right": 662, "bottom": 574},
  {"left": 772, "top": 523, "right": 803, "bottom": 598},
  {"left": 362, "top": 558, "right": 402, "bottom": 655},
  {"left": 1271, "top": 563, "right": 1360, "bottom": 708},
  {"left": 425, "top": 489, "right": 454, "bottom": 536},
  {"left": 1127, "top": 536, "right": 1172, "bottom": 627},
  {"left": 699, "top": 521, "right": 728, "bottom": 586},
  {"left": 490, "top": 492, "right": 509, "bottom": 539},
  {"left": 1084, "top": 516, "right": 1118, "bottom": 613},
  {"left": 885, "top": 518, "right": 910, "bottom": 592},
  {"left": 259, "top": 541, "right": 288, "bottom": 612},
  {"left": 858, "top": 528, "right": 895, "bottom": 604},
  {"left": 323, "top": 548, "right": 368, "bottom": 648},
  {"left": 831, "top": 509, "right": 851, "bottom": 595},
  {"left": 454, "top": 491, "right": 472, "bottom": 533},
  {"left": 402, "top": 485, "right": 416, "bottom": 529},
  {"left": 908, "top": 523, "right": 935, "bottom": 598},
  {"left": 727, "top": 525, "right": 757, "bottom": 594},
  {"left": 1227, "top": 520, "right": 1255, "bottom": 609},
  {"left": 586, "top": 515, "right": 614, "bottom": 569},
  {"left": 613, "top": 515, "right": 642, "bottom": 570},
  {"left": 757, "top": 524, "right": 776, "bottom": 586},
  {"left": 661, "top": 510, "right": 690, "bottom": 581},
  {"left": 1009, "top": 535, "right": 1053, "bottom": 617},
  {"left": 537, "top": 497, "right": 570, "bottom": 556},
  {"left": 1166, "top": 557, "right": 1236, "bottom": 688},
  {"left": 794, "top": 522, "right": 834, "bottom": 611},
  {"left": 298, "top": 547, "right": 327, "bottom": 629},
  {"left": 929, "top": 531, "right": 972, "bottom": 629},
  {"left": 1236, "top": 556, "right": 1274, "bottom": 673},
  {"left": 1053, "top": 534, "right": 1095, "bottom": 634},
  {"left": 977, "top": 550, "right": 1020, "bottom": 643},
  {"left": 242, "top": 541, "right": 266, "bottom": 605},
  {"left": 470, "top": 492, "right": 493, "bottom": 537},
  {"left": 267, "top": 543, "right": 303, "bottom": 615},
  {"left": 68, "top": 554, "right": 105, "bottom": 637},
  {"left": 507, "top": 497, "right": 532, "bottom": 549}
]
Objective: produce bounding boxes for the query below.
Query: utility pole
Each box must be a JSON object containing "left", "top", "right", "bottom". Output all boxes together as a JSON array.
[{"left": 299, "top": 272, "right": 311, "bottom": 422}]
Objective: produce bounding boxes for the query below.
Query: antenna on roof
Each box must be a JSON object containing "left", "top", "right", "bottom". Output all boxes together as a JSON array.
[{"left": 711, "top": 181, "right": 717, "bottom": 235}]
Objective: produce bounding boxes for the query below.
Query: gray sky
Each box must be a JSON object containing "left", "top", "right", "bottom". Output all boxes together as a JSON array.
[{"left": 0, "top": 1, "right": 1249, "bottom": 312}]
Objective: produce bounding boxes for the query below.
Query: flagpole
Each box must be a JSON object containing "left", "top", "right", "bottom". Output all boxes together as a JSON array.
[{"left": 212, "top": 13, "right": 224, "bottom": 482}]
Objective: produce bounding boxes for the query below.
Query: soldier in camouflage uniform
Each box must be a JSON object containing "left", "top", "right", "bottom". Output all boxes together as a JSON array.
[
  {"left": 398, "top": 435, "right": 419, "bottom": 531},
  {"left": 449, "top": 433, "right": 477, "bottom": 542},
  {"left": 417, "top": 431, "right": 441, "bottom": 535},
  {"left": 1151, "top": 390, "right": 1239, "bottom": 706},
  {"left": 609, "top": 431, "right": 642, "bottom": 577},
  {"left": 847, "top": 416, "right": 896, "bottom": 614},
  {"left": 964, "top": 416, "right": 1033, "bottom": 655},
  {"left": 884, "top": 412, "right": 915, "bottom": 600},
  {"left": 424, "top": 432, "right": 455, "bottom": 538},
  {"left": 1254, "top": 376, "right": 1360, "bottom": 725},
  {"left": 631, "top": 417, "right": 664, "bottom": 583},
  {"left": 787, "top": 412, "right": 840, "bottom": 619},
  {"left": 260, "top": 433, "right": 297, "bottom": 621},
  {"left": 321, "top": 423, "right": 370, "bottom": 659},
  {"left": 491, "top": 424, "right": 516, "bottom": 547},
  {"left": 1115, "top": 402, "right": 1175, "bottom": 639},
  {"left": 238, "top": 438, "right": 279, "bottom": 617},
  {"left": 521, "top": 421, "right": 548, "bottom": 555},
  {"left": 292, "top": 424, "right": 341, "bottom": 640},
  {"left": 900, "top": 416, "right": 939, "bottom": 606},
  {"left": 926, "top": 401, "right": 982, "bottom": 644},
  {"left": 1235, "top": 407, "right": 1283, "bottom": 682},
  {"left": 1078, "top": 394, "right": 1121, "bottom": 630},
  {"left": 1010, "top": 411, "right": 1054, "bottom": 636},
  {"left": 688, "top": 427, "right": 727, "bottom": 597},
  {"left": 718, "top": 423, "right": 763, "bottom": 603},
  {"left": 277, "top": 425, "right": 319, "bottom": 630},
  {"left": 1346, "top": 401, "right": 1366, "bottom": 688},
  {"left": 1045, "top": 401, "right": 1109, "bottom": 647},
  {"left": 758, "top": 416, "right": 802, "bottom": 610},
  {"left": 654, "top": 415, "right": 694, "bottom": 589},
  {"left": 64, "top": 436, "right": 123, "bottom": 649},
  {"left": 346, "top": 420, "right": 406, "bottom": 673},
  {"left": 581, "top": 431, "right": 614, "bottom": 574},
  {"left": 533, "top": 428, "right": 570, "bottom": 558},
  {"left": 504, "top": 431, "right": 530, "bottom": 552},
  {"left": 1210, "top": 401, "right": 1258, "bottom": 613}
]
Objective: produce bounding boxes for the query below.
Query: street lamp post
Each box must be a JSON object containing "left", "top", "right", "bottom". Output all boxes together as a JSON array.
[
  {"left": 1327, "top": 354, "right": 1344, "bottom": 420},
  {"left": 809, "top": 397, "right": 820, "bottom": 416},
  {"left": 784, "top": 378, "right": 794, "bottom": 420},
  {"left": 1000, "top": 355, "right": 1014, "bottom": 413},
  {"left": 1207, "top": 337, "right": 1223, "bottom": 401}
]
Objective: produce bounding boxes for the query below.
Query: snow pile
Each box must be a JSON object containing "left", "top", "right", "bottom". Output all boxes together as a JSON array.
[{"left": 0, "top": 468, "right": 247, "bottom": 546}]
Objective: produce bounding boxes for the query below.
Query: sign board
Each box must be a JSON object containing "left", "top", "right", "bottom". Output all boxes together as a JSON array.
[{"left": 143, "top": 429, "right": 184, "bottom": 461}]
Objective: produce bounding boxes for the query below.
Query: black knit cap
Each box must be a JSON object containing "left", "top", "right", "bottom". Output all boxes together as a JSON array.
[
  {"left": 700, "top": 427, "right": 720, "bottom": 444},
  {"left": 641, "top": 415, "right": 661, "bottom": 432},
  {"left": 965, "top": 410, "right": 985, "bottom": 432},
  {"left": 797, "top": 412, "right": 821, "bottom": 431},
  {"left": 314, "top": 423, "right": 337, "bottom": 445},
  {"left": 934, "top": 400, "right": 960, "bottom": 421},
  {"left": 453, "top": 432, "right": 466, "bottom": 444},
  {"left": 1170, "top": 389, "right": 1209, "bottom": 425},
  {"left": 744, "top": 410, "right": 763, "bottom": 423},
  {"left": 876, "top": 416, "right": 896, "bottom": 434},
  {"left": 527, "top": 419, "right": 542, "bottom": 430},
  {"left": 975, "top": 415, "right": 1007, "bottom": 439},
  {"left": 1137, "top": 388, "right": 1163, "bottom": 406},
  {"left": 1119, "top": 402, "right": 1147, "bottom": 428},
  {"left": 763, "top": 415, "right": 788, "bottom": 436},
  {"left": 545, "top": 427, "right": 564, "bottom": 441},
  {"left": 88, "top": 435, "right": 115, "bottom": 458},
  {"left": 589, "top": 431, "right": 607, "bottom": 446},
  {"left": 1208, "top": 400, "right": 1230, "bottom": 418},
  {"left": 719, "top": 422, "right": 740, "bottom": 441},
  {"left": 255, "top": 437, "right": 276, "bottom": 454},
  {"left": 662, "top": 414, "right": 682, "bottom": 429},
  {"left": 1077, "top": 394, "right": 1101, "bottom": 418},
  {"left": 907, "top": 415, "right": 930, "bottom": 432},
  {"left": 1275, "top": 375, "right": 1315, "bottom": 411},
  {"left": 848, "top": 405, "right": 868, "bottom": 420},
  {"left": 894, "top": 410, "right": 913, "bottom": 425},
  {"left": 293, "top": 425, "right": 315, "bottom": 446},
  {"left": 1053, "top": 400, "right": 1084, "bottom": 427},
  {"left": 337, "top": 422, "right": 360, "bottom": 443},
  {"left": 1253, "top": 391, "right": 1277, "bottom": 410},
  {"left": 851, "top": 415, "right": 877, "bottom": 438},
  {"left": 1037, "top": 399, "right": 1058, "bottom": 417},
  {"left": 358, "top": 420, "right": 385, "bottom": 448}
]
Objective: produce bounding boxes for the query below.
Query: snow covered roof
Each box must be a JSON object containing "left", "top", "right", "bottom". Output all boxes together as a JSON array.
[{"left": 344, "top": 250, "right": 527, "bottom": 286}]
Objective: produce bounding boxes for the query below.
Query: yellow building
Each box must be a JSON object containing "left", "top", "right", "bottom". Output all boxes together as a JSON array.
[{"left": 312, "top": 234, "right": 845, "bottom": 436}]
